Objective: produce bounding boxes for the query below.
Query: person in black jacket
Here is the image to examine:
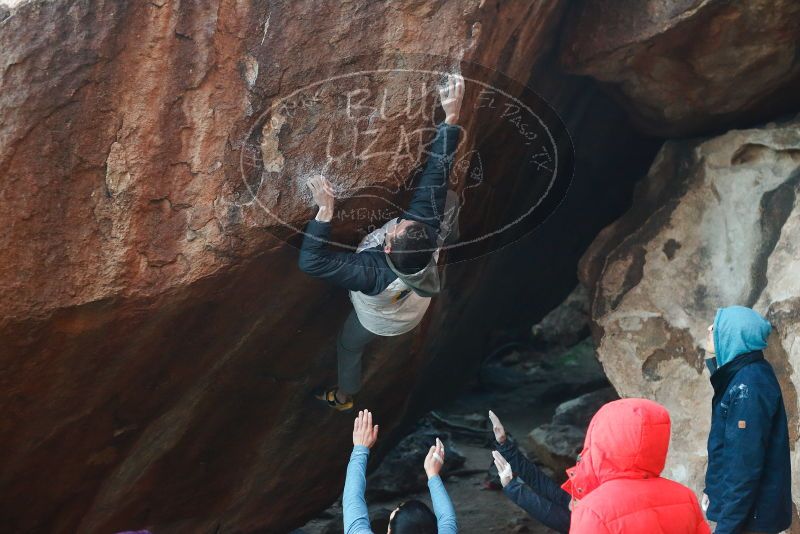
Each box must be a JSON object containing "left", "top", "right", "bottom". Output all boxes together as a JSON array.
[
  {"left": 702, "top": 305, "right": 792, "bottom": 534},
  {"left": 488, "top": 410, "right": 571, "bottom": 533},
  {"left": 299, "top": 74, "right": 464, "bottom": 411}
]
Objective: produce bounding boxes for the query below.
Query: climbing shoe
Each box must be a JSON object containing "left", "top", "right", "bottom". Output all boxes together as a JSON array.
[{"left": 314, "top": 386, "right": 354, "bottom": 412}]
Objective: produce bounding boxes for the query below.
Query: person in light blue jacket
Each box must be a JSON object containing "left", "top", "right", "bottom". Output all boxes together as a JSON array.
[{"left": 344, "top": 410, "right": 458, "bottom": 534}]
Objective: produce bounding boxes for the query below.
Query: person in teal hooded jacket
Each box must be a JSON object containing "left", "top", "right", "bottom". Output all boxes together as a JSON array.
[{"left": 702, "top": 306, "right": 792, "bottom": 534}]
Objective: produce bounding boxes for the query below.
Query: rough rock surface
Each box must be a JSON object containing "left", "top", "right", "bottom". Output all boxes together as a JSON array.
[
  {"left": 560, "top": 0, "right": 800, "bottom": 136},
  {"left": 580, "top": 117, "right": 800, "bottom": 527},
  {"left": 551, "top": 386, "right": 618, "bottom": 427},
  {"left": 527, "top": 387, "right": 617, "bottom": 476},
  {"left": 9, "top": 0, "right": 780, "bottom": 532},
  {"left": 527, "top": 424, "right": 585, "bottom": 478},
  {"left": 0, "top": 0, "right": 638, "bottom": 532},
  {"left": 531, "top": 283, "right": 590, "bottom": 349}
]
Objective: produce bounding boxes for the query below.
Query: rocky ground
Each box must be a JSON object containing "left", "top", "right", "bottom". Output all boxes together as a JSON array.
[{"left": 296, "top": 287, "right": 615, "bottom": 534}]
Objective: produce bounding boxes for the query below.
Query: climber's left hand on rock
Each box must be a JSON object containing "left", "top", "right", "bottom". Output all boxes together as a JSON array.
[{"left": 308, "top": 174, "right": 335, "bottom": 222}]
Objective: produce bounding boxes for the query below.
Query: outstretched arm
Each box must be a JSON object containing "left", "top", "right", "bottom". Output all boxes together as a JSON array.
[
  {"left": 299, "top": 175, "right": 390, "bottom": 295},
  {"left": 343, "top": 446, "right": 373, "bottom": 534},
  {"left": 503, "top": 478, "right": 571, "bottom": 533},
  {"left": 404, "top": 74, "right": 464, "bottom": 230},
  {"left": 493, "top": 450, "right": 570, "bottom": 533},
  {"left": 299, "top": 219, "right": 386, "bottom": 294},
  {"left": 497, "top": 438, "right": 571, "bottom": 507},
  {"left": 428, "top": 475, "right": 458, "bottom": 534},
  {"left": 343, "top": 410, "right": 380, "bottom": 534},
  {"left": 424, "top": 438, "right": 458, "bottom": 533},
  {"left": 490, "top": 411, "right": 571, "bottom": 507}
]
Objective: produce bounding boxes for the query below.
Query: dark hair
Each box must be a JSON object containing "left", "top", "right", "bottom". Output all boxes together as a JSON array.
[
  {"left": 388, "top": 221, "right": 436, "bottom": 274},
  {"left": 389, "top": 500, "right": 437, "bottom": 534}
]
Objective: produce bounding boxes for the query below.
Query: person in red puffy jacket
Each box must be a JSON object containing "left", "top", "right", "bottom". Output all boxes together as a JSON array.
[{"left": 563, "top": 398, "right": 710, "bottom": 534}]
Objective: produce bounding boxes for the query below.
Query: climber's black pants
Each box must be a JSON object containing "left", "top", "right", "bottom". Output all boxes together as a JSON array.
[{"left": 337, "top": 310, "right": 378, "bottom": 395}]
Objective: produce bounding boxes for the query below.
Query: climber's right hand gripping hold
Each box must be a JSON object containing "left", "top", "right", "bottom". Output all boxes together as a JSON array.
[
  {"left": 305, "top": 75, "right": 461, "bottom": 224},
  {"left": 440, "top": 73, "right": 465, "bottom": 125},
  {"left": 308, "top": 174, "right": 335, "bottom": 223}
]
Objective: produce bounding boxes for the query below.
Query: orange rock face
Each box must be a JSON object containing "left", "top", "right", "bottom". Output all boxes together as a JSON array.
[{"left": 1, "top": 1, "right": 586, "bottom": 532}]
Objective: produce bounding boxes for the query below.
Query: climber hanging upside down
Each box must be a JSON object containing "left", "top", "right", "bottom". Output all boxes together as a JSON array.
[{"left": 298, "top": 73, "right": 465, "bottom": 411}]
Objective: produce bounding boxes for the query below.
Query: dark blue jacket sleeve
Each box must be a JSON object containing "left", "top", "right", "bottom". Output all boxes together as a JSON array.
[
  {"left": 713, "top": 378, "right": 778, "bottom": 534},
  {"left": 403, "top": 122, "right": 461, "bottom": 231},
  {"left": 497, "top": 439, "right": 572, "bottom": 508},
  {"left": 503, "top": 478, "right": 571, "bottom": 533},
  {"left": 704, "top": 404, "right": 725, "bottom": 500},
  {"left": 298, "top": 219, "right": 393, "bottom": 295}
]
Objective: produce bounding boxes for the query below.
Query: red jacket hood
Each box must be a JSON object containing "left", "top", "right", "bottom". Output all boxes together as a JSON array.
[{"left": 561, "top": 398, "right": 671, "bottom": 500}]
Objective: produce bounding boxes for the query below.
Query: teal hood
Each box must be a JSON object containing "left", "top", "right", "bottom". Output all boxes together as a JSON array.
[{"left": 713, "top": 306, "right": 772, "bottom": 367}]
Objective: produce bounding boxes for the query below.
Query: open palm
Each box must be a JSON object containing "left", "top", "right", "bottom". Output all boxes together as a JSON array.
[{"left": 353, "top": 410, "right": 379, "bottom": 448}]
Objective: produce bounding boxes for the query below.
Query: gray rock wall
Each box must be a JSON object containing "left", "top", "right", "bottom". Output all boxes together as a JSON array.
[{"left": 581, "top": 117, "right": 800, "bottom": 526}]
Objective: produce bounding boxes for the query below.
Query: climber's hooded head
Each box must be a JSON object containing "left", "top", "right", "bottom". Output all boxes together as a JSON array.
[
  {"left": 561, "top": 398, "right": 671, "bottom": 500},
  {"left": 383, "top": 219, "right": 440, "bottom": 297},
  {"left": 707, "top": 305, "right": 772, "bottom": 368},
  {"left": 384, "top": 219, "right": 437, "bottom": 272}
]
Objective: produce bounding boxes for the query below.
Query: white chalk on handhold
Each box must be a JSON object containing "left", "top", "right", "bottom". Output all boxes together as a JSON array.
[
  {"left": 499, "top": 463, "right": 512, "bottom": 479},
  {"left": 244, "top": 55, "right": 259, "bottom": 89},
  {"left": 260, "top": 13, "right": 271, "bottom": 46}
]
